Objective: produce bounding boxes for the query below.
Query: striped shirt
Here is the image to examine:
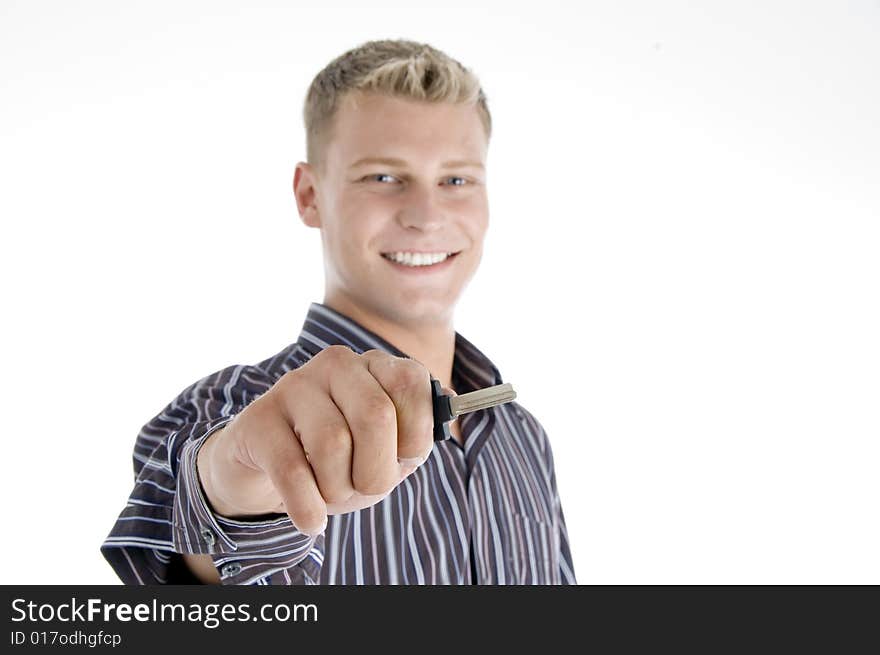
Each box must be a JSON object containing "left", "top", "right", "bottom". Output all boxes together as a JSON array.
[{"left": 102, "top": 302, "right": 576, "bottom": 585}]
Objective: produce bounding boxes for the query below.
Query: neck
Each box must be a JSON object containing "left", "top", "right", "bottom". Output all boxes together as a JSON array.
[{"left": 322, "top": 293, "right": 458, "bottom": 393}]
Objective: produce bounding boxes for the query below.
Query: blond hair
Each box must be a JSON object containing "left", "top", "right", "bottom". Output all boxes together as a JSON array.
[{"left": 303, "top": 39, "right": 492, "bottom": 171}]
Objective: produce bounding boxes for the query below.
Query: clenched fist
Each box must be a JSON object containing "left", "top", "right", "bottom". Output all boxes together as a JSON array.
[{"left": 196, "top": 346, "right": 450, "bottom": 536}]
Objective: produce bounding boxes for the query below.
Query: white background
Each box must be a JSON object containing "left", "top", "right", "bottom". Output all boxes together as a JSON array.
[{"left": 1, "top": 0, "right": 878, "bottom": 584}]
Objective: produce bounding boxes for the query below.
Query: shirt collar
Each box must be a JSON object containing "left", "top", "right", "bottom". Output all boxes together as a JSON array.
[{"left": 295, "top": 302, "right": 503, "bottom": 393}]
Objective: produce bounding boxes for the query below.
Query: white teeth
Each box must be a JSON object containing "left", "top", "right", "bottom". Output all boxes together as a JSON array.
[{"left": 383, "top": 251, "right": 452, "bottom": 267}]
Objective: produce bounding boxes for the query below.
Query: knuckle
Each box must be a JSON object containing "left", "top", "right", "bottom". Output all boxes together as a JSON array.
[
  {"left": 401, "top": 358, "right": 429, "bottom": 382},
  {"left": 389, "top": 361, "right": 428, "bottom": 396},
  {"left": 319, "top": 344, "right": 352, "bottom": 364},
  {"left": 361, "top": 348, "right": 387, "bottom": 361},
  {"left": 241, "top": 392, "right": 274, "bottom": 423},
  {"left": 353, "top": 472, "right": 392, "bottom": 496},
  {"left": 357, "top": 396, "right": 397, "bottom": 433},
  {"left": 277, "top": 369, "right": 305, "bottom": 396},
  {"left": 375, "top": 398, "right": 398, "bottom": 426},
  {"left": 310, "top": 422, "right": 351, "bottom": 458},
  {"left": 321, "top": 484, "right": 353, "bottom": 505},
  {"left": 272, "top": 448, "right": 310, "bottom": 479}
]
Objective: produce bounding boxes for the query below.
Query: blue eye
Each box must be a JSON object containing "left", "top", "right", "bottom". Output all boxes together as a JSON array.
[
  {"left": 362, "top": 174, "right": 470, "bottom": 186},
  {"left": 365, "top": 174, "right": 397, "bottom": 183}
]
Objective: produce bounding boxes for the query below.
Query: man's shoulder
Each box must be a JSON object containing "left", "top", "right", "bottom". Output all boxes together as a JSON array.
[
  {"left": 500, "top": 400, "right": 551, "bottom": 449},
  {"left": 253, "top": 340, "right": 310, "bottom": 380},
  {"left": 501, "top": 399, "right": 540, "bottom": 430},
  {"left": 494, "top": 399, "right": 563, "bottom": 477},
  {"left": 179, "top": 342, "right": 306, "bottom": 398}
]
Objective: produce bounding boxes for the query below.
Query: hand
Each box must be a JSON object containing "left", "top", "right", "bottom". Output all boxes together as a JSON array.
[{"left": 196, "top": 346, "right": 441, "bottom": 535}]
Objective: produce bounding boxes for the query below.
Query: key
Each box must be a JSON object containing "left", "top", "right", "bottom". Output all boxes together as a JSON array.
[{"left": 430, "top": 377, "right": 517, "bottom": 441}]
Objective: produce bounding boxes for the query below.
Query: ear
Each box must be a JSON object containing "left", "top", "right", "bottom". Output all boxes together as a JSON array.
[{"left": 293, "top": 162, "right": 321, "bottom": 228}]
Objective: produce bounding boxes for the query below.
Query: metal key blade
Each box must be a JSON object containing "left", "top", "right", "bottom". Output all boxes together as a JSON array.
[{"left": 449, "top": 383, "right": 516, "bottom": 417}]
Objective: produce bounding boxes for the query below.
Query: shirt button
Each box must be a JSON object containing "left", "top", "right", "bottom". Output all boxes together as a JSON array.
[
  {"left": 200, "top": 528, "right": 216, "bottom": 546},
  {"left": 221, "top": 562, "right": 242, "bottom": 577}
]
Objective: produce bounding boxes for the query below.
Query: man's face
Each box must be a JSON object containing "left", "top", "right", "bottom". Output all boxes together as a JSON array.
[{"left": 294, "top": 91, "right": 489, "bottom": 328}]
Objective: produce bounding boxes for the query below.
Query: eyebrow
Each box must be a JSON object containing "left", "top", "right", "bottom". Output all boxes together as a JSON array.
[{"left": 348, "top": 156, "right": 484, "bottom": 170}]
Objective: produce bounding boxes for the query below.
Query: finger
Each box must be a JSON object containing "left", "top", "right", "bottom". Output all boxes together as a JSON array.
[
  {"left": 282, "top": 379, "right": 356, "bottom": 506},
  {"left": 327, "top": 353, "right": 399, "bottom": 496},
  {"left": 248, "top": 395, "right": 327, "bottom": 535},
  {"left": 364, "top": 352, "right": 434, "bottom": 466}
]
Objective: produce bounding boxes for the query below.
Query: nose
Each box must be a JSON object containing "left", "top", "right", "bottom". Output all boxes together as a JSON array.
[{"left": 396, "top": 185, "right": 447, "bottom": 232}]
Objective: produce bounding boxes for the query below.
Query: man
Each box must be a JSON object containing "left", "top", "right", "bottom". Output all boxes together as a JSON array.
[{"left": 101, "top": 39, "right": 576, "bottom": 585}]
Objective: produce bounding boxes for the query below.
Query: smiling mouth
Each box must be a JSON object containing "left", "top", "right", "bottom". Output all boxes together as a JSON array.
[{"left": 380, "top": 251, "right": 461, "bottom": 267}]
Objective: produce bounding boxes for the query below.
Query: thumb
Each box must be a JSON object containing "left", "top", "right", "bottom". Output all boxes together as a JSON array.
[{"left": 441, "top": 385, "right": 457, "bottom": 397}]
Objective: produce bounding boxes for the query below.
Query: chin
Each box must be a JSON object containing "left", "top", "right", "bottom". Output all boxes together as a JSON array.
[{"left": 379, "top": 295, "right": 456, "bottom": 326}]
